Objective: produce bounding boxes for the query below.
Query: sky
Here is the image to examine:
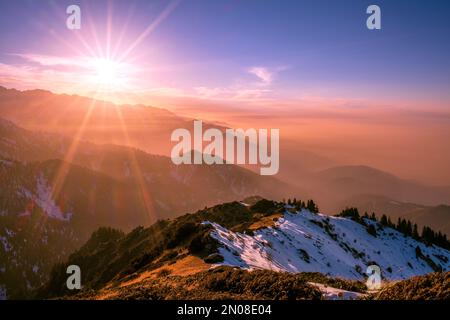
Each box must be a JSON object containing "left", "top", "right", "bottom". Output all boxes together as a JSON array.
[
  {"left": 1, "top": 0, "right": 450, "bottom": 184},
  {"left": 0, "top": 0, "right": 449, "bottom": 108}
]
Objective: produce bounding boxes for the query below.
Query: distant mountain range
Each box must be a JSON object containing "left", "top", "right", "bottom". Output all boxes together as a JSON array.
[
  {"left": 0, "top": 86, "right": 222, "bottom": 156},
  {"left": 312, "top": 165, "right": 450, "bottom": 207},
  {"left": 333, "top": 194, "right": 450, "bottom": 237},
  {"left": 0, "top": 117, "right": 292, "bottom": 218},
  {"left": 0, "top": 86, "right": 449, "bottom": 300}
]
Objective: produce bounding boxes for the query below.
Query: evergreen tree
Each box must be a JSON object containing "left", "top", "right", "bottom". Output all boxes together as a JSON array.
[
  {"left": 387, "top": 217, "right": 394, "bottom": 228},
  {"left": 406, "top": 220, "right": 413, "bottom": 236},
  {"left": 306, "top": 199, "right": 319, "bottom": 213},
  {"left": 397, "top": 217, "right": 402, "bottom": 231},
  {"left": 338, "top": 207, "right": 360, "bottom": 220},
  {"left": 412, "top": 224, "right": 419, "bottom": 239}
]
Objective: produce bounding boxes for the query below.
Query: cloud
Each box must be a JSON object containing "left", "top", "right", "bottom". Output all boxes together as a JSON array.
[
  {"left": 0, "top": 53, "right": 290, "bottom": 104},
  {"left": 11, "top": 53, "right": 84, "bottom": 67},
  {"left": 247, "top": 65, "right": 289, "bottom": 86},
  {"left": 190, "top": 65, "right": 288, "bottom": 101},
  {"left": 248, "top": 67, "right": 273, "bottom": 85}
]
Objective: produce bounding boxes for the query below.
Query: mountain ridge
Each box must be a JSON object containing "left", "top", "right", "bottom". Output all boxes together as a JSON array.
[{"left": 36, "top": 199, "right": 450, "bottom": 300}]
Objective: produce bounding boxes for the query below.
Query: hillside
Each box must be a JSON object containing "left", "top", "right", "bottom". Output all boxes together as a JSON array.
[
  {"left": 0, "top": 117, "right": 294, "bottom": 217},
  {"left": 208, "top": 209, "right": 449, "bottom": 280},
  {"left": 0, "top": 118, "right": 294, "bottom": 299},
  {"left": 37, "top": 199, "right": 450, "bottom": 300},
  {"left": 370, "top": 272, "right": 450, "bottom": 300},
  {"left": 0, "top": 158, "right": 150, "bottom": 298}
]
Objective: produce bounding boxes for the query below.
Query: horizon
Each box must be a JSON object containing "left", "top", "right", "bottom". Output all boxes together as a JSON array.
[
  {"left": 1, "top": 81, "right": 450, "bottom": 186},
  {"left": 0, "top": 0, "right": 449, "bottom": 304},
  {"left": 0, "top": 0, "right": 449, "bottom": 107},
  {"left": 0, "top": 0, "right": 450, "bottom": 184}
]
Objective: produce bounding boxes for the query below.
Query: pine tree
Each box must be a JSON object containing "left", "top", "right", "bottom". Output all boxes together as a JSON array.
[
  {"left": 396, "top": 218, "right": 402, "bottom": 232},
  {"left": 306, "top": 199, "right": 319, "bottom": 214},
  {"left": 387, "top": 217, "right": 393, "bottom": 228},
  {"left": 406, "top": 220, "right": 413, "bottom": 236},
  {"left": 380, "top": 214, "right": 388, "bottom": 226},
  {"left": 412, "top": 224, "right": 419, "bottom": 239}
]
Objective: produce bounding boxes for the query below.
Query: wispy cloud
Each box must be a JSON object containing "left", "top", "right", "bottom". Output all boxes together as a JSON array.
[
  {"left": 191, "top": 65, "right": 289, "bottom": 101},
  {"left": 0, "top": 52, "right": 291, "bottom": 104},
  {"left": 247, "top": 65, "right": 289, "bottom": 86},
  {"left": 248, "top": 67, "right": 273, "bottom": 85},
  {"left": 11, "top": 53, "right": 85, "bottom": 67}
]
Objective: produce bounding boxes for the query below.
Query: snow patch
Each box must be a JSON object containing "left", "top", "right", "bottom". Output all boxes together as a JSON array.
[
  {"left": 0, "top": 236, "right": 12, "bottom": 252},
  {"left": 35, "top": 175, "right": 72, "bottom": 221},
  {"left": 207, "top": 209, "right": 450, "bottom": 281},
  {"left": 308, "top": 282, "right": 364, "bottom": 300}
]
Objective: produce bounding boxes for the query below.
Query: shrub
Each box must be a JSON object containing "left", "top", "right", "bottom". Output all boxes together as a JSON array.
[
  {"left": 250, "top": 199, "right": 279, "bottom": 214},
  {"left": 338, "top": 208, "right": 360, "bottom": 220},
  {"left": 156, "top": 268, "right": 172, "bottom": 277},
  {"left": 204, "top": 253, "right": 224, "bottom": 263},
  {"left": 366, "top": 224, "right": 377, "bottom": 237}
]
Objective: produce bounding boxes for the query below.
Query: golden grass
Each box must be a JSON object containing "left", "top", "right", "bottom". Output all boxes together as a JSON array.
[
  {"left": 93, "top": 255, "right": 212, "bottom": 299},
  {"left": 248, "top": 213, "right": 282, "bottom": 231}
]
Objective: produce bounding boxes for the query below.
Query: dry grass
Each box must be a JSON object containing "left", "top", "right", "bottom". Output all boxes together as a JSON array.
[
  {"left": 153, "top": 255, "right": 211, "bottom": 277},
  {"left": 248, "top": 213, "right": 282, "bottom": 230},
  {"left": 93, "top": 255, "right": 212, "bottom": 299}
]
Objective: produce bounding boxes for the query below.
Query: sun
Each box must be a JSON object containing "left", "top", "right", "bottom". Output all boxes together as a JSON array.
[
  {"left": 95, "top": 59, "right": 118, "bottom": 81},
  {"left": 89, "top": 58, "right": 126, "bottom": 89}
]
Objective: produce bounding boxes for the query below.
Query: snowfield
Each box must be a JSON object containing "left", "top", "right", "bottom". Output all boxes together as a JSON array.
[
  {"left": 206, "top": 209, "right": 450, "bottom": 281},
  {"left": 35, "top": 175, "right": 72, "bottom": 221},
  {"left": 17, "top": 174, "right": 72, "bottom": 222}
]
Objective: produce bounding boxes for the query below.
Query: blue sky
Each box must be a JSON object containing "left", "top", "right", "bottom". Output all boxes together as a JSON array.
[{"left": 0, "top": 0, "right": 449, "bottom": 104}]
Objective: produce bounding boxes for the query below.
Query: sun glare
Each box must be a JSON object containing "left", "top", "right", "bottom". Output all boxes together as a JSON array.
[{"left": 90, "top": 58, "right": 127, "bottom": 89}]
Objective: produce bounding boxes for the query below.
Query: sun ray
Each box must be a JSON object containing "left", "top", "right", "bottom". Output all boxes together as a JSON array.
[
  {"left": 111, "top": 3, "right": 136, "bottom": 61},
  {"left": 86, "top": 5, "right": 105, "bottom": 60},
  {"left": 32, "top": 0, "right": 183, "bottom": 217},
  {"left": 106, "top": 0, "right": 113, "bottom": 60},
  {"left": 50, "top": 90, "right": 101, "bottom": 200},
  {"left": 117, "top": 0, "right": 181, "bottom": 63},
  {"left": 112, "top": 101, "right": 156, "bottom": 224},
  {"left": 46, "top": 1, "right": 98, "bottom": 58}
]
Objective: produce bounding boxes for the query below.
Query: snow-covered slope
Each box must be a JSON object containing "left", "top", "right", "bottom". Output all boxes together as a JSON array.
[
  {"left": 207, "top": 209, "right": 450, "bottom": 280},
  {"left": 18, "top": 174, "right": 72, "bottom": 221}
]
